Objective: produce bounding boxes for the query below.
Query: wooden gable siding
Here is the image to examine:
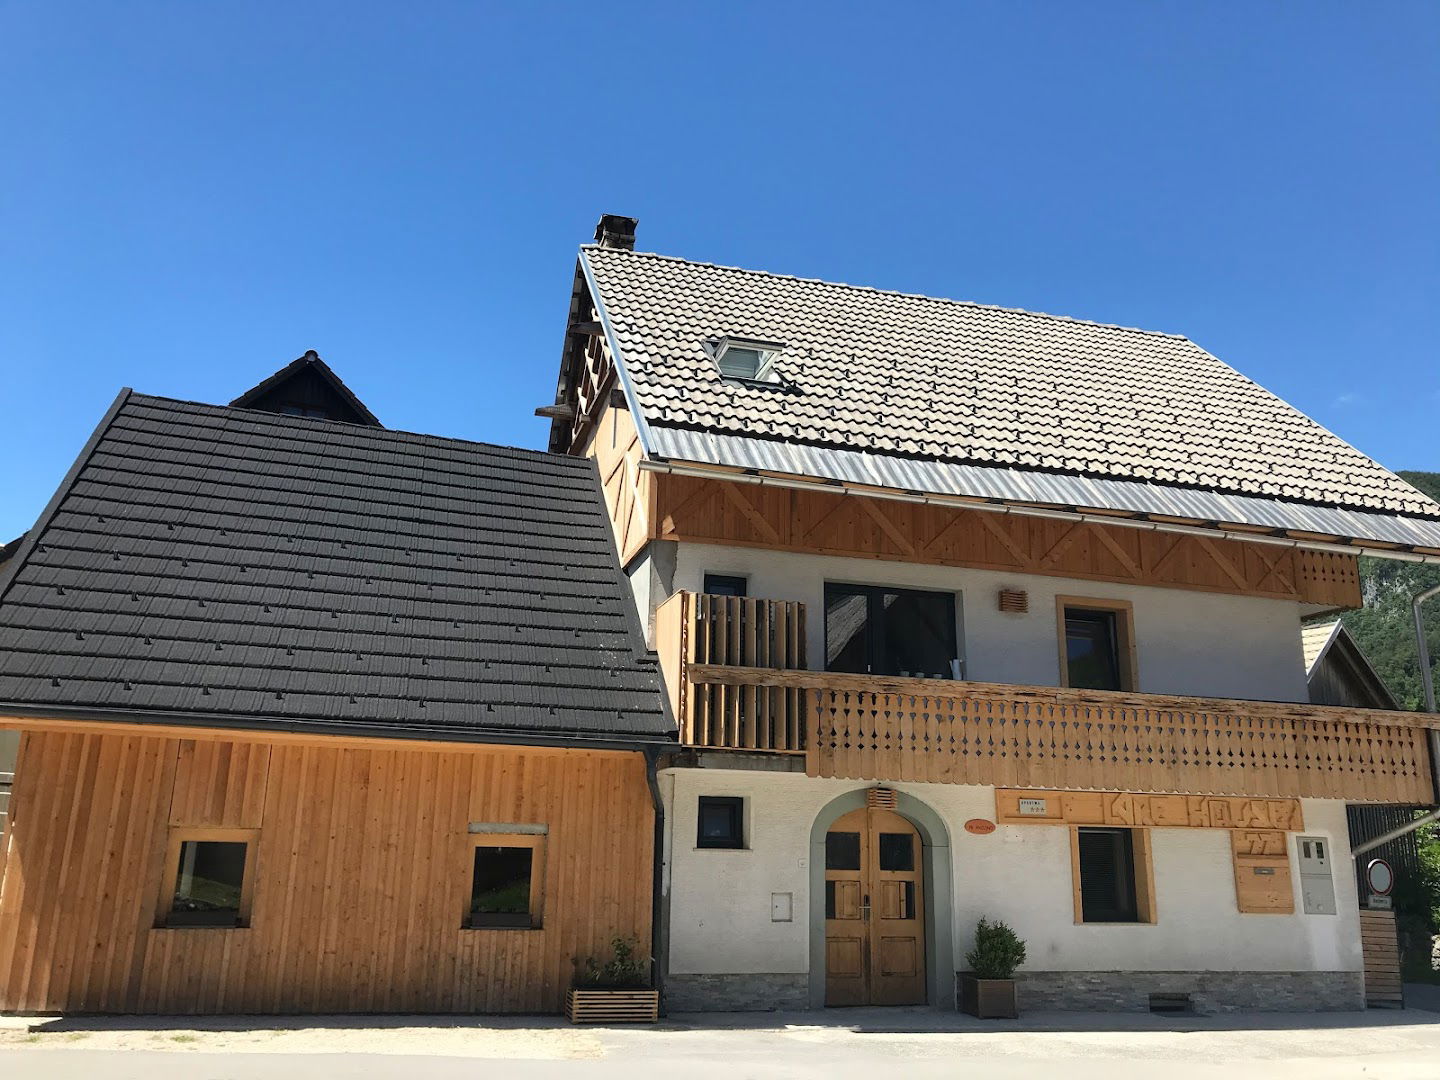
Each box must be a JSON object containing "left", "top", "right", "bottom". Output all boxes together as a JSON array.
[
  {"left": 0, "top": 728, "right": 653, "bottom": 1015},
  {"left": 650, "top": 472, "right": 1361, "bottom": 608},
  {"left": 582, "top": 400, "right": 653, "bottom": 566}
]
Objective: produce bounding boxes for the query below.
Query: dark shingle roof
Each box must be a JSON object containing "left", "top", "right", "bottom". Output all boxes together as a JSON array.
[{"left": 0, "top": 392, "right": 670, "bottom": 743}]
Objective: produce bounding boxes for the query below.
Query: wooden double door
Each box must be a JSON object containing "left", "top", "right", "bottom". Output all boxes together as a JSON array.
[{"left": 824, "top": 807, "right": 926, "bottom": 1006}]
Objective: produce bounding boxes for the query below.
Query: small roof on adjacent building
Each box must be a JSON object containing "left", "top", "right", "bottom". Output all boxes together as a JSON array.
[
  {"left": 231, "top": 350, "right": 382, "bottom": 426},
  {"left": 0, "top": 392, "right": 669, "bottom": 745},
  {"left": 1301, "top": 619, "right": 1397, "bottom": 710},
  {"left": 576, "top": 243, "right": 1440, "bottom": 551}
]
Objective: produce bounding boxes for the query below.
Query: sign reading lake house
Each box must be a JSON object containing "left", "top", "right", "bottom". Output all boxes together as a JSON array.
[{"left": 995, "top": 789, "right": 1305, "bottom": 832}]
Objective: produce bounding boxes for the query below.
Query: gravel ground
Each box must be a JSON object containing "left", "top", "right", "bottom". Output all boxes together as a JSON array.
[{"left": 0, "top": 1014, "right": 601, "bottom": 1058}]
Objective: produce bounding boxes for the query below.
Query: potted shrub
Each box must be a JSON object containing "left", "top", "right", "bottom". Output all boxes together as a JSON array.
[
  {"left": 960, "top": 917, "right": 1027, "bottom": 1018},
  {"left": 565, "top": 936, "right": 659, "bottom": 1024}
]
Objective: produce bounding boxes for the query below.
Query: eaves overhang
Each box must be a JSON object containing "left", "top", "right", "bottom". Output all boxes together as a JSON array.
[
  {"left": 0, "top": 701, "right": 679, "bottom": 752},
  {"left": 639, "top": 426, "right": 1440, "bottom": 564}
]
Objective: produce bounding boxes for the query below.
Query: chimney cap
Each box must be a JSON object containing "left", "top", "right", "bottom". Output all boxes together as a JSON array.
[{"left": 594, "top": 214, "right": 638, "bottom": 251}]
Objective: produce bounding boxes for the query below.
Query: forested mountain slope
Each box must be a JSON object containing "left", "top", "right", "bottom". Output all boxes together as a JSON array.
[{"left": 1338, "top": 471, "right": 1440, "bottom": 710}]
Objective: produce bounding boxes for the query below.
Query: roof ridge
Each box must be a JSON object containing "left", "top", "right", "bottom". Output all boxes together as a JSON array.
[
  {"left": 581, "top": 244, "right": 1192, "bottom": 342},
  {"left": 130, "top": 392, "right": 590, "bottom": 468}
]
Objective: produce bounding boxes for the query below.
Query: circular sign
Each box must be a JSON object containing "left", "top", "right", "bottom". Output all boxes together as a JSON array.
[
  {"left": 964, "top": 819, "right": 996, "bottom": 835},
  {"left": 1366, "top": 858, "right": 1395, "bottom": 896}
]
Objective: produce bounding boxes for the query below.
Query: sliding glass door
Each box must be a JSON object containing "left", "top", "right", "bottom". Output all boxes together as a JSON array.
[{"left": 824, "top": 584, "right": 958, "bottom": 679}]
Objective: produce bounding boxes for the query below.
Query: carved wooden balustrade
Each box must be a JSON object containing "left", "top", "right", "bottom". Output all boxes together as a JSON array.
[{"left": 655, "top": 591, "right": 1439, "bottom": 803}]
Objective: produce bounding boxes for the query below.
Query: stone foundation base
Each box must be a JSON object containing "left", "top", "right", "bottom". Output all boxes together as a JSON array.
[
  {"left": 665, "top": 973, "right": 809, "bottom": 1012},
  {"left": 1008, "top": 971, "right": 1363, "bottom": 1014}
]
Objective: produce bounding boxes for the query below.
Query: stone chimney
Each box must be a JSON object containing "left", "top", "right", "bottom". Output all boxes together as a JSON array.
[{"left": 593, "top": 214, "right": 638, "bottom": 251}]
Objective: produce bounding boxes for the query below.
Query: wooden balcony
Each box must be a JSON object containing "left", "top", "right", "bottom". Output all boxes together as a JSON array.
[{"left": 655, "top": 591, "right": 1439, "bottom": 804}]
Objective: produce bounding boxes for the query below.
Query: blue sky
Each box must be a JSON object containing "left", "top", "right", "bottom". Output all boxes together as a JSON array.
[{"left": 2, "top": 2, "right": 1437, "bottom": 539}]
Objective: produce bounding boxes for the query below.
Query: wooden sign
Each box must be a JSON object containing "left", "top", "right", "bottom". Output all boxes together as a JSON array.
[
  {"left": 995, "top": 788, "right": 1303, "bottom": 831},
  {"left": 964, "top": 819, "right": 996, "bottom": 835},
  {"left": 1231, "top": 829, "right": 1294, "bottom": 914}
]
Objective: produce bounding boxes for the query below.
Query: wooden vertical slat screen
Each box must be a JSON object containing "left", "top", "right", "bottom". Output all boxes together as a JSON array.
[
  {"left": 661, "top": 591, "right": 807, "bottom": 752},
  {"left": 1359, "top": 909, "right": 1403, "bottom": 1007},
  {"left": 0, "top": 729, "right": 653, "bottom": 1015}
]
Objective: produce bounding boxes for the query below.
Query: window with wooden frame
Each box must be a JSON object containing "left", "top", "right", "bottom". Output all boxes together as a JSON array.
[
  {"left": 1056, "top": 596, "right": 1137, "bottom": 692},
  {"left": 1070, "top": 826, "right": 1156, "bottom": 924},
  {"left": 157, "top": 827, "right": 259, "bottom": 929},
  {"left": 465, "top": 834, "right": 546, "bottom": 929}
]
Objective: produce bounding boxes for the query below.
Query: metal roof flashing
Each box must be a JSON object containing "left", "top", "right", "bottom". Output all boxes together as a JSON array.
[
  {"left": 636, "top": 436, "right": 1440, "bottom": 563},
  {"left": 578, "top": 248, "right": 657, "bottom": 461}
]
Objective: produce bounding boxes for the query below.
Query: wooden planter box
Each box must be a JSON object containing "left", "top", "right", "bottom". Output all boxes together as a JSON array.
[
  {"left": 959, "top": 974, "right": 1018, "bottom": 1019},
  {"left": 565, "top": 987, "right": 660, "bottom": 1024}
]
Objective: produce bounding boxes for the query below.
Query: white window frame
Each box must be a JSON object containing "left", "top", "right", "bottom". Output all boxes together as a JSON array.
[{"left": 711, "top": 336, "right": 785, "bottom": 383}]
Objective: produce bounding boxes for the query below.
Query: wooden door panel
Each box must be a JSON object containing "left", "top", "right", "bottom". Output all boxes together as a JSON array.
[
  {"left": 827, "top": 937, "right": 865, "bottom": 977},
  {"left": 829, "top": 880, "right": 862, "bottom": 920},
  {"left": 878, "top": 936, "right": 919, "bottom": 977}
]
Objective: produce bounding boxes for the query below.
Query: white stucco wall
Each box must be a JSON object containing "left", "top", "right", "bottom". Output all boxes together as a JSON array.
[
  {"left": 669, "top": 542, "right": 1310, "bottom": 703},
  {"left": 662, "top": 768, "right": 1361, "bottom": 978}
]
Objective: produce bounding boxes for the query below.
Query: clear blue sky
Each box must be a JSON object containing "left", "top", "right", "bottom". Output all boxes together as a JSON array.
[{"left": 2, "top": 2, "right": 1437, "bottom": 539}]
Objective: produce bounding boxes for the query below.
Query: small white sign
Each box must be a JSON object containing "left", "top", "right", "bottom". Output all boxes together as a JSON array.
[
  {"left": 1018, "top": 798, "right": 1049, "bottom": 816},
  {"left": 1367, "top": 895, "right": 1393, "bottom": 911}
]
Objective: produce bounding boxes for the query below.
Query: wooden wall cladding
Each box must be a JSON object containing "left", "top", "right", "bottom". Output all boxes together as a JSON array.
[
  {"left": 0, "top": 729, "right": 653, "bottom": 1015},
  {"left": 1231, "top": 829, "right": 1295, "bottom": 914},
  {"left": 584, "top": 402, "right": 652, "bottom": 566},
  {"left": 1360, "top": 909, "right": 1403, "bottom": 1006},
  {"left": 652, "top": 473, "right": 1363, "bottom": 608}
]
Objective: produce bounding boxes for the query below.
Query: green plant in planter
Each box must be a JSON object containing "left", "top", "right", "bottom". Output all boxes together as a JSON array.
[
  {"left": 965, "top": 917, "right": 1027, "bottom": 980},
  {"left": 573, "top": 936, "right": 651, "bottom": 989}
]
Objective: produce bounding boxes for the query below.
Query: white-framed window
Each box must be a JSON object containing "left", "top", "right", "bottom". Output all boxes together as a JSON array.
[{"left": 711, "top": 337, "right": 784, "bottom": 382}]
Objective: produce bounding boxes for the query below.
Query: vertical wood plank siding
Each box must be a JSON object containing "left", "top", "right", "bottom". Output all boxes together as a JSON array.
[{"left": 0, "top": 730, "right": 653, "bottom": 1015}]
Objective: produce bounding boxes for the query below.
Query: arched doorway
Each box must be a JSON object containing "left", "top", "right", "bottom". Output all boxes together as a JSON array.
[
  {"left": 808, "top": 789, "right": 953, "bottom": 1009},
  {"left": 824, "top": 805, "right": 926, "bottom": 1005}
]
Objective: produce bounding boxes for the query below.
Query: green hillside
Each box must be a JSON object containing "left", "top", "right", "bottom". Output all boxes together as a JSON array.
[{"left": 1337, "top": 470, "right": 1440, "bottom": 710}]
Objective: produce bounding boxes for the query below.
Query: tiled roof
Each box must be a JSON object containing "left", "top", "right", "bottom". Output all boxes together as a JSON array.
[
  {"left": 0, "top": 394, "right": 669, "bottom": 743},
  {"left": 1301, "top": 621, "right": 1339, "bottom": 673},
  {"left": 585, "top": 246, "right": 1439, "bottom": 519}
]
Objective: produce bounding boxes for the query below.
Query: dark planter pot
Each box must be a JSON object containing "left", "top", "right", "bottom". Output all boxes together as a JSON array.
[{"left": 959, "top": 974, "right": 1018, "bottom": 1019}]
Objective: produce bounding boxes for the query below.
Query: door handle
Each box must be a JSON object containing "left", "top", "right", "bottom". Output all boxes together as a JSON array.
[{"left": 861, "top": 894, "right": 870, "bottom": 922}]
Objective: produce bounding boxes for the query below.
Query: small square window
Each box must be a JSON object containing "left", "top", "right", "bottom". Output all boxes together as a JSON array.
[
  {"left": 825, "top": 831, "right": 861, "bottom": 870},
  {"left": 704, "top": 573, "right": 747, "bottom": 597},
  {"left": 878, "top": 832, "right": 914, "bottom": 872},
  {"left": 466, "top": 835, "right": 545, "bottom": 929},
  {"left": 697, "top": 796, "right": 744, "bottom": 849},
  {"left": 158, "top": 828, "right": 258, "bottom": 929},
  {"left": 712, "top": 337, "right": 784, "bottom": 383}
]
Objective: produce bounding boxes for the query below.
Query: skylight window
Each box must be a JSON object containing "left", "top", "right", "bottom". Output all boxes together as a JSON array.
[{"left": 712, "top": 337, "right": 784, "bottom": 383}]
